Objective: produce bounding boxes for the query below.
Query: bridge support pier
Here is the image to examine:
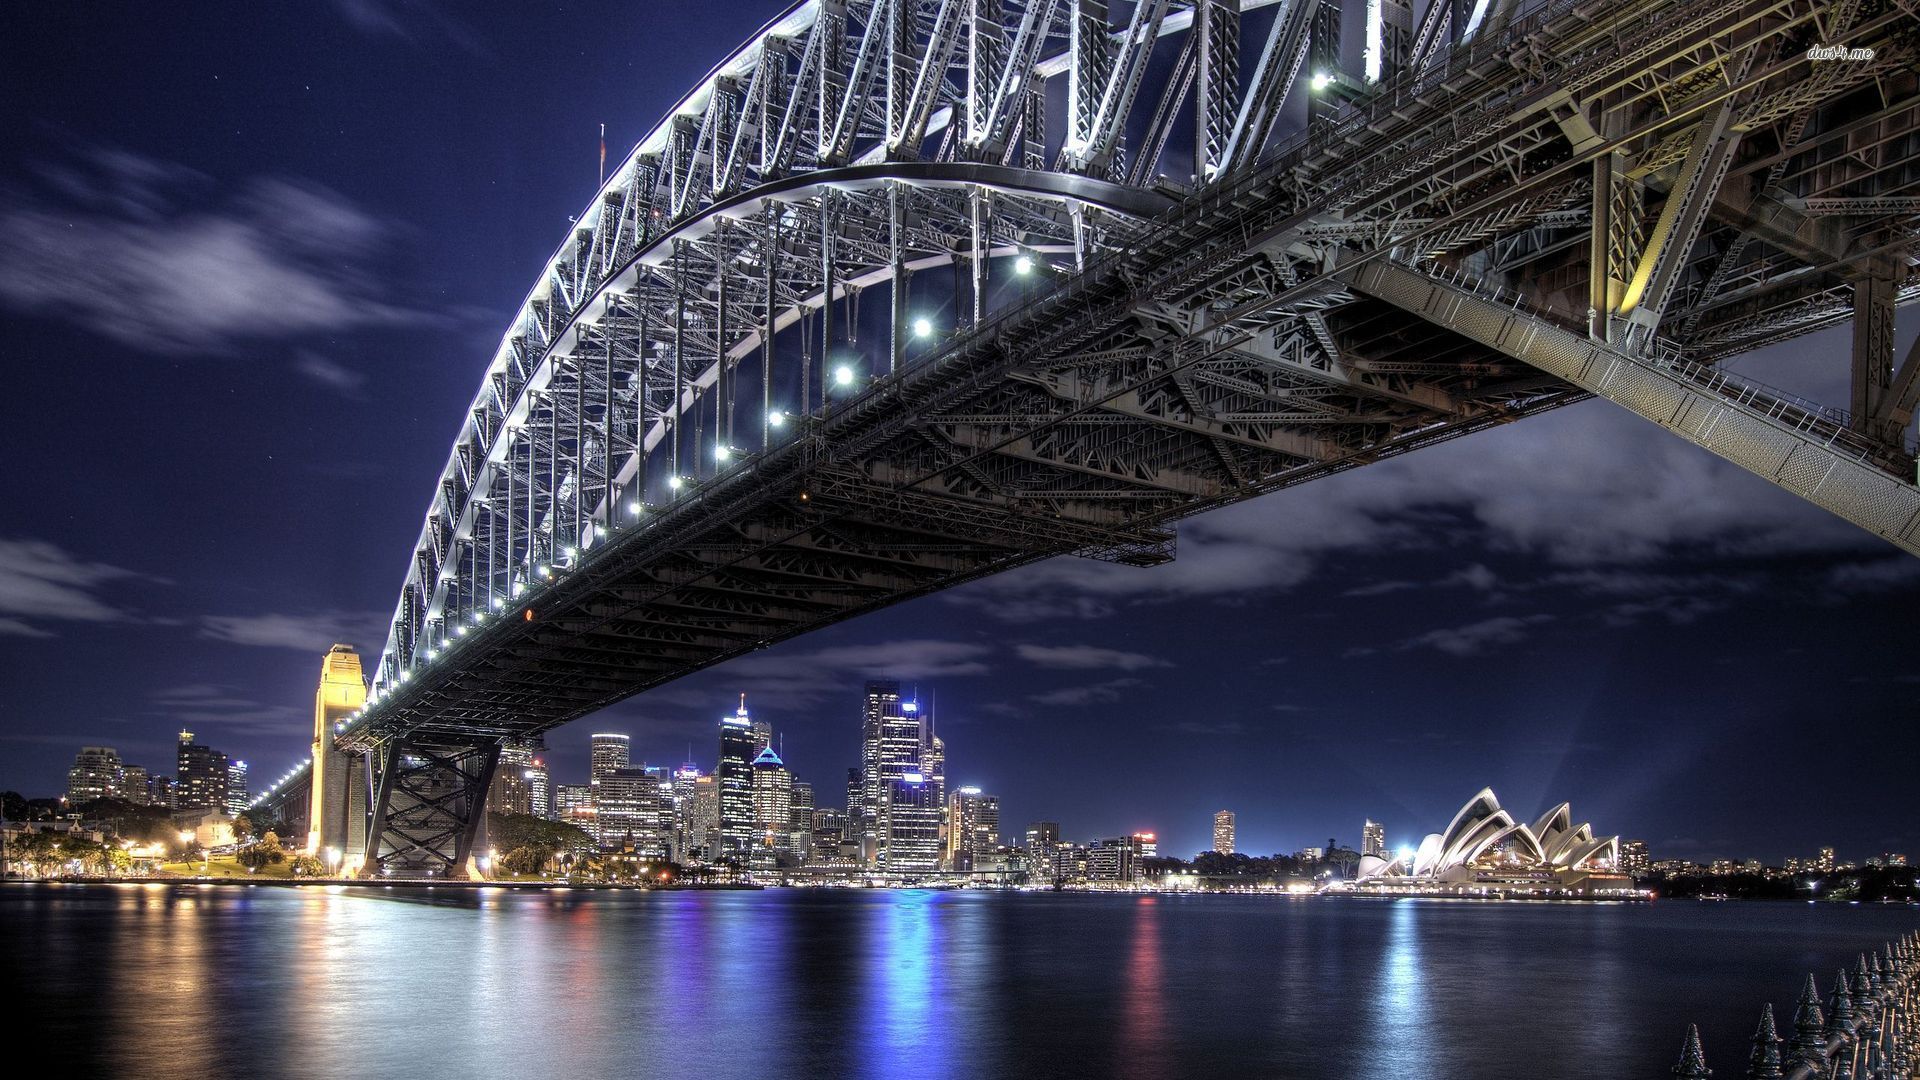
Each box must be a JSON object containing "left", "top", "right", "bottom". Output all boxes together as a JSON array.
[{"left": 358, "top": 739, "right": 501, "bottom": 880}]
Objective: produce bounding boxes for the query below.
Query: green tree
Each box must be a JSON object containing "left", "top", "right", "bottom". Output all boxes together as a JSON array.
[
  {"left": 501, "top": 846, "right": 549, "bottom": 875},
  {"left": 230, "top": 814, "right": 254, "bottom": 841},
  {"left": 289, "top": 854, "right": 324, "bottom": 877}
]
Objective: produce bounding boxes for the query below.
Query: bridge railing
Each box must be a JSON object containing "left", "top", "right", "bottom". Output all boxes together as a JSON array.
[
  {"left": 1662, "top": 930, "right": 1918, "bottom": 1079},
  {"left": 1407, "top": 259, "right": 1920, "bottom": 468}
]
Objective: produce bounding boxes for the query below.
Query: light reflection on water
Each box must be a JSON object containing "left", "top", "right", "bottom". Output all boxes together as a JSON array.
[{"left": 3, "top": 885, "right": 1914, "bottom": 1080}]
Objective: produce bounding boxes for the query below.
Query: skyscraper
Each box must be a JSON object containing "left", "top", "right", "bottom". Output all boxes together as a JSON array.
[
  {"left": 750, "top": 746, "right": 794, "bottom": 856},
  {"left": 224, "top": 760, "right": 249, "bottom": 815},
  {"left": 879, "top": 774, "right": 941, "bottom": 873},
  {"left": 685, "top": 771, "right": 719, "bottom": 862},
  {"left": 489, "top": 739, "right": 541, "bottom": 816},
  {"left": 858, "top": 681, "right": 903, "bottom": 854},
  {"left": 1027, "top": 821, "right": 1061, "bottom": 878},
  {"left": 590, "top": 733, "right": 631, "bottom": 790},
  {"left": 66, "top": 746, "right": 122, "bottom": 805},
  {"left": 121, "top": 765, "right": 150, "bottom": 806},
  {"left": 717, "top": 695, "right": 758, "bottom": 859},
  {"left": 597, "top": 767, "right": 667, "bottom": 856},
  {"left": 1362, "top": 819, "right": 1385, "bottom": 858},
  {"left": 859, "top": 682, "right": 929, "bottom": 866},
  {"left": 946, "top": 787, "right": 1000, "bottom": 872},
  {"left": 1213, "top": 810, "right": 1236, "bottom": 855},
  {"left": 525, "top": 756, "right": 552, "bottom": 819},
  {"left": 788, "top": 781, "right": 815, "bottom": 862}
]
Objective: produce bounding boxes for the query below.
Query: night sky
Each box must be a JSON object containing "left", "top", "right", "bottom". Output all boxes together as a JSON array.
[{"left": 3, "top": 1, "right": 1914, "bottom": 865}]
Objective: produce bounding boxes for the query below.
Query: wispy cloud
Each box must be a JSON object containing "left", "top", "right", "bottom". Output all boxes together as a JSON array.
[
  {"left": 200, "top": 610, "right": 386, "bottom": 652},
  {"left": 1014, "top": 644, "right": 1170, "bottom": 671},
  {"left": 0, "top": 145, "right": 428, "bottom": 354},
  {"left": 1159, "top": 719, "right": 1247, "bottom": 736},
  {"left": 1029, "top": 677, "right": 1144, "bottom": 707},
  {"left": 295, "top": 351, "right": 368, "bottom": 396},
  {"left": 330, "top": 0, "right": 484, "bottom": 51},
  {"left": 0, "top": 538, "right": 151, "bottom": 636},
  {"left": 151, "top": 683, "right": 304, "bottom": 739},
  {"left": 1398, "top": 614, "right": 1554, "bottom": 657}
]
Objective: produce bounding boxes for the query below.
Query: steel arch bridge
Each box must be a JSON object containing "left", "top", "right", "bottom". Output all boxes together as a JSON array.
[{"left": 254, "top": 0, "right": 1920, "bottom": 877}]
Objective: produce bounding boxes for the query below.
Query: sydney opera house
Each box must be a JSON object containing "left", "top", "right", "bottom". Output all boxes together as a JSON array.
[{"left": 1346, "top": 789, "right": 1643, "bottom": 900}]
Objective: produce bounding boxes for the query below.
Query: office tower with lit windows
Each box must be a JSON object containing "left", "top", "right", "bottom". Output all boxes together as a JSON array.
[
  {"left": 717, "top": 696, "right": 758, "bottom": 859},
  {"left": 858, "top": 682, "right": 903, "bottom": 853},
  {"left": 1133, "top": 832, "right": 1157, "bottom": 859},
  {"left": 224, "top": 760, "right": 249, "bottom": 815},
  {"left": 488, "top": 739, "right": 541, "bottom": 816},
  {"left": 1620, "top": 839, "right": 1650, "bottom": 875},
  {"left": 1213, "top": 810, "right": 1236, "bottom": 855},
  {"left": 946, "top": 787, "right": 999, "bottom": 871},
  {"left": 66, "top": 746, "right": 122, "bottom": 805},
  {"left": 1026, "top": 821, "right": 1061, "bottom": 875},
  {"left": 677, "top": 770, "right": 718, "bottom": 862},
  {"left": 750, "top": 746, "right": 794, "bottom": 857},
  {"left": 555, "top": 783, "right": 593, "bottom": 824},
  {"left": 175, "top": 730, "right": 228, "bottom": 811},
  {"left": 879, "top": 774, "right": 942, "bottom": 873},
  {"left": 597, "top": 767, "right": 667, "bottom": 856},
  {"left": 590, "top": 733, "right": 631, "bottom": 790},
  {"left": 811, "top": 808, "right": 848, "bottom": 864},
  {"left": 919, "top": 713, "right": 946, "bottom": 818},
  {"left": 750, "top": 718, "right": 773, "bottom": 756},
  {"left": 788, "top": 781, "right": 815, "bottom": 862},
  {"left": 1817, "top": 846, "right": 1837, "bottom": 872},
  {"left": 1362, "top": 819, "right": 1385, "bottom": 858},
  {"left": 1089, "top": 835, "right": 1143, "bottom": 882},
  {"left": 525, "top": 756, "right": 552, "bottom": 819}
]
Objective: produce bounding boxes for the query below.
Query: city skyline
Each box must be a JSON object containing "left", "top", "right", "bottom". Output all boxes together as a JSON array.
[{"left": 0, "top": 0, "right": 1915, "bottom": 868}]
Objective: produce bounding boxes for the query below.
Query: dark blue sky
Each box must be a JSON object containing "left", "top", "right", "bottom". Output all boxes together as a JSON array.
[{"left": 1, "top": 1, "right": 1914, "bottom": 864}]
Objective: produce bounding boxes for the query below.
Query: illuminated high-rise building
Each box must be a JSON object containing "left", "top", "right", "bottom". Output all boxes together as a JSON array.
[
  {"left": 590, "top": 733, "right": 630, "bottom": 790},
  {"left": 66, "top": 746, "right": 122, "bottom": 805},
  {"left": 1620, "top": 839, "right": 1650, "bottom": 875},
  {"left": 858, "top": 682, "right": 931, "bottom": 865},
  {"left": 750, "top": 746, "right": 794, "bottom": 856},
  {"left": 1089, "top": 835, "right": 1143, "bottom": 882},
  {"left": 878, "top": 774, "right": 941, "bottom": 873},
  {"left": 224, "top": 760, "right": 249, "bottom": 815},
  {"left": 308, "top": 644, "right": 367, "bottom": 858},
  {"left": 1026, "top": 821, "right": 1061, "bottom": 877},
  {"left": 488, "top": 739, "right": 542, "bottom": 817},
  {"left": 685, "top": 771, "right": 719, "bottom": 862},
  {"left": 555, "top": 783, "right": 593, "bottom": 823},
  {"left": 1816, "top": 846, "right": 1837, "bottom": 872},
  {"left": 1362, "top": 819, "right": 1385, "bottom": 858},
  {"left": 1133, "top": 831, "right": 1157, "bottom": 859},
  {"left": 717, "top": 695, "right": 758, "bottom": 859},
  {"left": 750, "top": 718, "right": 773, "bottom": 756},
  {"left": 788, "top": 781, "right": 815, "bottom": 862},
  {"left": 598, "top": 767, "right": 667, "bottom": 856},
  {"left": 1213, "top": 810, "right": 1236, "bottom": 855},
  {"left": 176, "top": 730, "right": 228, "bottom": 812},
  {"left": 946, "top": 787, "right": 999, "bottom": 871},
  {"left": 810, "top": 808, "right": 848, "bottom": 865}
]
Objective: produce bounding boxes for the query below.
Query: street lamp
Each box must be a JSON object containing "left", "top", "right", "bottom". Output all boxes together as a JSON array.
[
  {"left": 911, "top": 317, "right": 934, "bottom": 339},
  {"left": 1014, "top": 254, "right": 1034, "bottom": 276},
  {"left": 833, "top": 364, "right": 856, "bottom": 387}
]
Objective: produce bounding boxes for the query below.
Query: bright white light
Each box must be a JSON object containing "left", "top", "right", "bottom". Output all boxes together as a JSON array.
[
  {"left": 1398, "top": 846, "right": 1414, "bottom": 859},
  {"left": 911, "top": 317, "right": 933, "bottom": 339},
  {"left": 563, "top": 546, "right": 576, "bottom": 559},
  {"left": 833, "top": 364, "right": 855, "bottom": 386},
  {"left": 537, "top": 564, "right": 551, "bottom": 577},
  {"left": 627, "top": 501, "right": 643, "bottom": 515},
  {"left": 491, "top": 597, "right": 503, "bottom": 610},
  {"left": 1014, "top": 254, "right": 1034, "bottom": 275},
  {"left": 669, "top": 476, "right": 685, "bottom": 490},
  {"left": 714, "top": 445, "right": 731, "bottom": 463},
  {"left": 767, "top": 411, "right": 785, "bottom": 429},
  {"left": 1310, "top": 71, "right": 1333, "bottom": 91}
]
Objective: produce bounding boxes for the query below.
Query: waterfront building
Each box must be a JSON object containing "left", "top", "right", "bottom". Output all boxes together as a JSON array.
[
  {"left": 811, "top": 808, "right": 848, "bottom": 865},
  {"left": 66, "top": 746, "right": 122, "bottom": 805},
  {"left": 1133, "top": 831, "right": 1157, "bottom": 859},
  {"left": 878, "top": 774, "right": 941, "bottom": 873},
  {"left": 1885, "top": 852, "right": 1910, "bottom": 868},
  {"left": 946, "top": 787, "right": 999, "bottom": 871},
  {"left": 1621, "top": 839, "right": 1650, "bottom": 875},
  {"left": 1351, "top": 788, "right": 1637, "bottom": 899},
  {"left": 750, "top": 746, "right": 794, "bottom": 856},
  {"left": 1816, "top": 846, "right": 1836, "bottom": 872},
  {"left": 1052, "top": 843, "right": 1089, "bottom": 882},
  {"left": 1089, "top": 836, "right": 1142, "bottom": 882},
  {"left": 1362, "top": 819, "right": 1386, "bottom": 858},
  {"left": 121, "top": 765, "right": 150, "bottom": 806},
  {"left": 555, "top": 783, "right": 593, "bottom": 822},
  {"left": 717, "top": 696, "right": 758, "bottom": 859},
  {"left": 1213, "top": 810, "right": 1235, "bottom": 855},
  {"left": 678, "top": 770, "right": 718, "bottom": 863},
  {"left": 589, "top": 733, "right": 630, "bottom": 791},
  {"left": 224, "top": 759, "right": 248, "bottom": 815},
  {"left": 175, "top": 730, "right": 228, "bottom": 811}
]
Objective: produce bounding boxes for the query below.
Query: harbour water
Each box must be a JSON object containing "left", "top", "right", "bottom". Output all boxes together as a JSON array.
[{"left": 5, "top": 884, "right": 1914, "bottom": 1079}]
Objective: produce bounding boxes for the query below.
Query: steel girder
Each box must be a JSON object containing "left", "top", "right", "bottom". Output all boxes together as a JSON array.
[{"left": 338, "top": 0, "right": 1920, "bottom": 851}]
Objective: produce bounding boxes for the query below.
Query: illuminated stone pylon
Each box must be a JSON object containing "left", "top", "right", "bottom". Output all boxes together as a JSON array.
[{"left": 309, "top": 644, "right": 368, "bottom": 873}]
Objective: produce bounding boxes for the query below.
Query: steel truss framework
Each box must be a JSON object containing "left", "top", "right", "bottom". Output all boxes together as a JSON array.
[{"left": 310, "top": 0, "right": 1919, "bottom": 875}]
